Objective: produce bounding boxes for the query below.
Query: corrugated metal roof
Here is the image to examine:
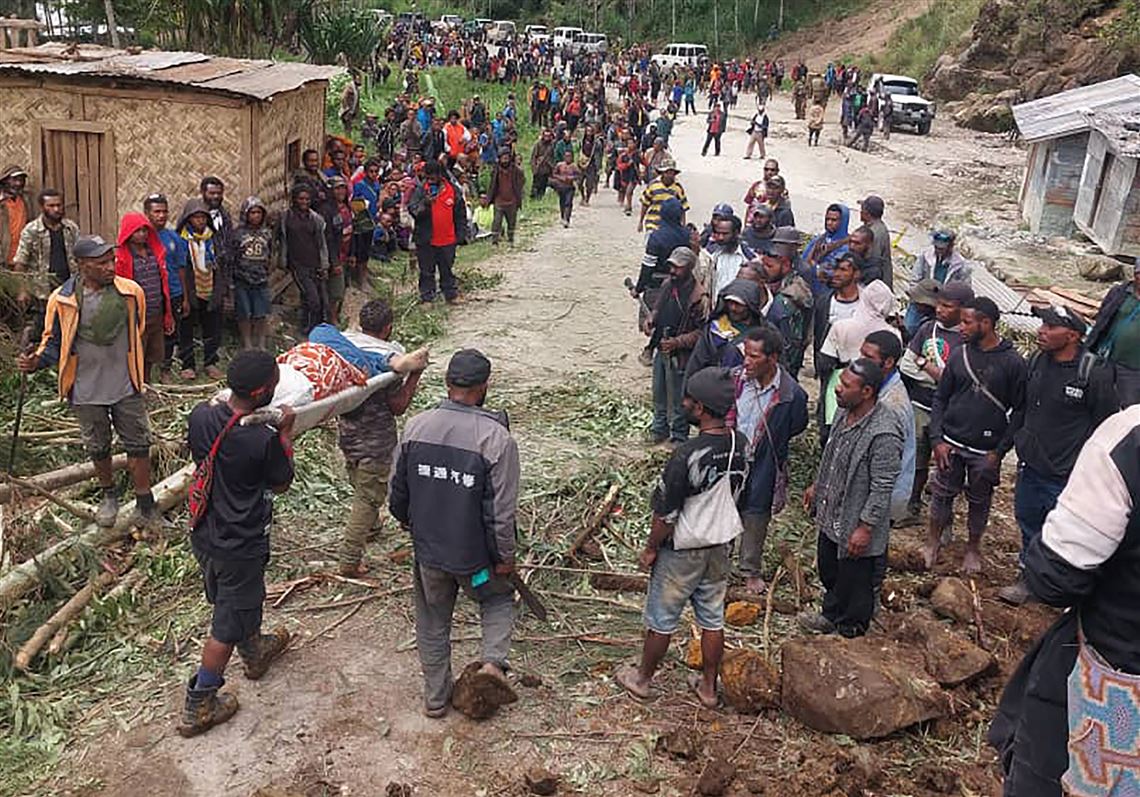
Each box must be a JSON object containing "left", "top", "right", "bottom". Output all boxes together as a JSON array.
[
  {"left": 0, "top": 44, "right": 341, "bottom": 100},
  {"left": 1087, "top": 111, "right": 1140, "bottom": 158},
  {"left": 1012, "top": 74, "right": 1140, "bottom": 142}
]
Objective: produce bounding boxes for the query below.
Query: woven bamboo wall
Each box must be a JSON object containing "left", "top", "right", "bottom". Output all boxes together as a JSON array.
[
  {"left": 82, "top": 93, "right": 247, "bottom": 222},
  {"left": 255, "top": 83, "right": 327, "bottom": 210},
  {"left": 0, "top": 86, "right": 77, "bottom": 175}
]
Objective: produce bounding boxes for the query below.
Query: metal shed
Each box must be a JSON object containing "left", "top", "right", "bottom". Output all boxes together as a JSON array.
[
  {"left": 1073, "top": 112, "right": 1140, "bottom": 258},
  {"left": 1012, "top": 75, "right": 1140, "bottom": 237},
  {"left": 0, "top": 44, "right": 341, "bottom": 240}
]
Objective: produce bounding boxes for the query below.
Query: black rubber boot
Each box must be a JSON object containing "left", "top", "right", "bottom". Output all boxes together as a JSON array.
[
  {"left": 176, "top": 675, "right": 238, "bottom": 738},
  {"left": 236, "top": 626, "right": 291, "bottom": 680}
]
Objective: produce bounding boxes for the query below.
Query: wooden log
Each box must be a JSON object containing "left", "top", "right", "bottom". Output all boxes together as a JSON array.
[
  {"left": 0, "top": 463, "right": 194, "bottom": 607},
  {"left": 14, "top": 569, "right": 117, "bottom": 669},
  {"left": 566, "top": 483, "right": 620, "bottom": 559},
  {"left": 47, "top": 568, "right": 145, "bottom": 655},
  {"left": 0, "top": 473, "right": 97, "bottom": 522},
  {"left": 0, "top": 456, "right": 128, "bottom": 504}
]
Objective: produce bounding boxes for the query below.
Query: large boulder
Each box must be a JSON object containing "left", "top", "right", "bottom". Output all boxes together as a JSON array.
[
  {"left": 721, "top": 649, "right": 781, "bottom": 713},
  {"left": 897, "top": 614, "right": 997, "bottom": 687},
  {"left": 781, "top": 636, "right": 949, "bottom": 739}
]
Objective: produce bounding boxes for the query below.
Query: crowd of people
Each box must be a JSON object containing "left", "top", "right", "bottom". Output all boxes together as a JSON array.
[{"left": 3, "top": 29, "right": 1137, "bottom": 796}]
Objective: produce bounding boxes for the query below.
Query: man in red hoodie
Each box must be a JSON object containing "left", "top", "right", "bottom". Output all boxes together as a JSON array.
[{"left": 116, "top": 213, "right": 173, "bottom": 384}]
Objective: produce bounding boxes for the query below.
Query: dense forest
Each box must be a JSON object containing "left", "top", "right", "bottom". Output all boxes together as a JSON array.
[{"left": 0, "top": 0, "right": 867, "bottom": 59}]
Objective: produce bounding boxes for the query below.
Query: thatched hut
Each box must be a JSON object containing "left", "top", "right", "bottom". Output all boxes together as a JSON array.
[{"left": 0, "top": 43, "right": 340, "bottom": 239}]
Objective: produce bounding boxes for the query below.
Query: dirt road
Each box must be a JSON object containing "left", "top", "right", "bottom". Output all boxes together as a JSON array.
[{"left": 68, "top": 91, "right": 1030, "bottom": 797}]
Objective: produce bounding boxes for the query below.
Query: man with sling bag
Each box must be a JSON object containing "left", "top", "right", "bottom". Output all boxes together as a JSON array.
[{"left": 926, "top": 297, "right": 1027, "bottom": 574}]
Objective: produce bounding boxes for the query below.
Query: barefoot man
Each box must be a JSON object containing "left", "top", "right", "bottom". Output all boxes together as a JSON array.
[
  {"left": 390, "top": 349, "right": 521, "bottom": 718},
  {"left": 618, "top": 367, "right": 747, "bottom": 709},
  {"left": 926, "top": 297, "right": 1026, "bottom": 573}
]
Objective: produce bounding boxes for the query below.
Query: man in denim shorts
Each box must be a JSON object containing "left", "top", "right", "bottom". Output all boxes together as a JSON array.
[{"left": 617, "top": 367, "right": 748, "bottom": 708}]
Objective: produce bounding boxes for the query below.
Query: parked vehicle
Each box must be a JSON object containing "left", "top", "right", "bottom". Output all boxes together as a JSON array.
[
  {"left": 487, "top": 19, "right": 516, "bottom": 43},
  {"left": 552, "top": 26, "right": 583, "bottom": 49},
  {"left": 870, "top": 73, "right": 936, "bottom": 135},
  {"left": 573, "top": 32, "right": 608, "bottom": 55},
  {"left": 651, "top": 42, "right": 708, "bottom": 69},
  {"left": 395, "top": 11, "right": 424, "bottom": 27},
  {"left": 437, "top": 14, "right": 463, "bottom": 29},
  {"left": 371, "top": 9, "right": 393, "bottom": 27},
  {"left": 525, "top": 24, "right": 550, "bottom": 43}
]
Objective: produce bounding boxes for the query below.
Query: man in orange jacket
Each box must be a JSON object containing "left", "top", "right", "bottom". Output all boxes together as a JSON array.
[
  {"left": 17, "top": 235, "right": 158, "bottom": 529},
  {"left": 443, "top": 110, "right": 471, "bottom": 169}
]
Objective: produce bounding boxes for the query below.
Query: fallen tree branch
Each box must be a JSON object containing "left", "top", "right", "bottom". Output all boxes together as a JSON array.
[
  {"left": 566, "top": 483, "right": 620, "bottom": 559},
  {"left": 15, "top": 569, "right": 118, "bottom": 669},
  {"left": 47, "top": 568, "right": 146, "bottom": 656},
  {"left": 0, "top": 456, "right": 130, "bottom": 504},
  {"left": 0, "top": 473, "right": 97, "bottom": 523},
  {"left": 0, "top": 462, "right": 195, "bottom": 607},
  {"left": 969, "top": 578, "right": 991, "bottom": 651},
  {"left": 761, "top": 566, "right": 786, "bottom": 661}
]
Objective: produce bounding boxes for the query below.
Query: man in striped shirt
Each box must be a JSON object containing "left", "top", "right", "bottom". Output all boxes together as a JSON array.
[{"left": 638, "top": 156, "right": 689, "bottom": 234}]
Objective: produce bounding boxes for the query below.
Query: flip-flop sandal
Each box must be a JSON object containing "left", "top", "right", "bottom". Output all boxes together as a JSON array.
[
  {"left": 615, "top": 665, "right": 652, "bottom": 701},
  {"left": 687, "top": 674, "right": 721, "bottom": 710}
]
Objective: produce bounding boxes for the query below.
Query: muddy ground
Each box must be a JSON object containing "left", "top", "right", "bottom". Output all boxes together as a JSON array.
[{"left": 31, "top": 80, "right": 1077, "bottom": 797}]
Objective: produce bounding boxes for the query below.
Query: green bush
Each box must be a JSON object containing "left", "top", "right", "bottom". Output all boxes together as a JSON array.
[{"left": 866, "top": 0, "right": 986, "bottom": 80}]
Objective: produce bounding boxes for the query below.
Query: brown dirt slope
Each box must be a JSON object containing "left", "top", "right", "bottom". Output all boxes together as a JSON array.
[{"left": 765, "top": 0, "right": 934, "bottom": 67}]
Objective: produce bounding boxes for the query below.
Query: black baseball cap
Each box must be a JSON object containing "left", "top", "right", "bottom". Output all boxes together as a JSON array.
[
  {"left": 1033, "top": 304, "right": 1088, "bottom": 334},
  {"left": 685, "top": 366, "right": 736, "bottom": 417},
  {"left": 446, "top": 348, "right": 491, "bottom": 386},
  {"left": 73, "top": 235, "right": 114, "bottom": 259}
]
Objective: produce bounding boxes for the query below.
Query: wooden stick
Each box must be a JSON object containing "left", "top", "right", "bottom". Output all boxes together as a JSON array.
[
  {"left": 566, "top": 483, "right": 620, "bottom": 558},
  {"left": 538, "top": 589, "right": 642, "bottom": 611},
  {"left": 761, "top": 566, "right": 785, "bottom": 661},
  {"left": 969, "top": 578, "right": 991, "bottom": 651},
  {"left": 305, "top": 600, "right": 366, "bottom": 646},
  {"left": 47, "top": 569, "right": 145, "bottom": 655},
  {"left": 0, "top": 473, "right": 97, "bottom": 523},
  {"left": 15, "top": 570, "right": 117, "bottom": 669},
  {"left": 730, "top": 714, "right": 766, "bottom": 761},
  {"left": 0, "top": 455, "right": 130, "bottom": 504}
]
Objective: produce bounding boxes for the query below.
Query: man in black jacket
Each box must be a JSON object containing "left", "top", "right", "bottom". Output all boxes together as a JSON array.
[
  {"left": 988, "top": 404, "right": 1140, "bottom": 797},
  {"left": 390, "top": 349, "right": 520, "bottom": 719},
  {"left": 926, "top": 297, "right": 1027, "bottom": 573},
  {"left": 1085, "top": 261, "right": 1140, "bottom": 406},
  {"left": 998, "top": 305, "right": 1119, "bottom": 604}
]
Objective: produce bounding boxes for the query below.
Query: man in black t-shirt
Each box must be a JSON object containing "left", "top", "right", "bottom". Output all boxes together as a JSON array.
[
  {"left": 617, "top": 367, "right": 747, "bottom": 709},
  {"left": 179, "top": 351, "right": 296, "bottom": 737}
]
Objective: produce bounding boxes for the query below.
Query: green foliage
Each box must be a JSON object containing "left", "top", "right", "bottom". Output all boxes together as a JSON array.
[
  {"left": 299, "top": 1, "right": 383, "bottom": 67},
  {"left": 1102, "top": 0, "right": 1140, "bottom": 64},
  {"left": 865, "top": 0, "right": 986, "bottom": 80}
]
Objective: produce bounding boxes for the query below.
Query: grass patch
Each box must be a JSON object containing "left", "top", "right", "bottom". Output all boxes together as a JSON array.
[{"left": 864, "top": 0, "right": 985, "bottom": 81}]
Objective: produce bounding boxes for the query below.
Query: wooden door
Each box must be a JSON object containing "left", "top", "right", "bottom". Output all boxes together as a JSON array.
[{"left": 38, "top": 124, "right": 116, "bottom": 241}]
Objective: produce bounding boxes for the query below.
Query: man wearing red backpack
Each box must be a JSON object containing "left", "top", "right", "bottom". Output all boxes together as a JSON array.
[{"left": 179, "top": 350, "right": 296, "bottom": 737}]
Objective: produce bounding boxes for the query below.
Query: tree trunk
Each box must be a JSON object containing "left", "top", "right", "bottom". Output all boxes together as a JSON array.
[
  {"left": 734, "top": 0, "right": 738, "bottom": 34},
  {"left": 103, "top": 0, "right": 121, "bottom": 47},
  {"left": 714, "top": 0, "right": 719, "bottom": 56},
  {"left": 753, "top": 0, "right": 759, "bottom": 28},
  {"left": 779, "top": 0, "right": 785, "bottom": 30}
]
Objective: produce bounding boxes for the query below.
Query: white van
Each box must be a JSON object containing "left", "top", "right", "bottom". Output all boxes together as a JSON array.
[
  {"left": 525, "top": 24, "right": 550, "bottom": 43},
  {"left": 651, "top": 43, "right": 708, "bottom": 69},
  {"left": 574, "top": 32, "right": 608, "bottom": 55},
  {"left": 552, "top": 26, "right": 583, "bottom": 49},
  {"left": 487, "top": 20, "right": 516, "bottom": 44}
]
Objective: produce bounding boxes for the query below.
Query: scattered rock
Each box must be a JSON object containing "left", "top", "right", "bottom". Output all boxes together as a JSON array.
[
  {"left": 696, "top": 757, "right": 736, "bottom": 796},
  {"left": 930, "top": 577, "right": 975, "bottom": 624},
  {"left": 685, "top": 637, "right": 704, "bottom": 670},
  {"left": 725, "top": 600, "right": 762, "bottom": 627},
  {"left": 886, "top": 542, "right": 926, "bottom": 573},
  {"left": 913, "top": 616, "right": 997, "bottom": 687},
  {"left": 517, "top": 672, "right": 543, "bottom": 688},
  {"left": 524, "top": 767, "right": 559, "bottom": 795},
  {"left": 915, "top": 762, "right": 960, "bottom": 793},
  {"left": 781, "top": 636, "right": 949, "bottom": 739},
  {"left": 879, "top": 579, "right": 911, "bottom": 612},
  {"left": 657, "top": 726, "right": 701, "bottom": 760},
  {"left": 1079, "top": 256, "right": 1124, "bottom": 282},
  {"left": 721, "top": 649, "right": 781, "bottom": 713},
  {"left": 589, "top": 572, "right": 648, "bottom": 592},
  {"left": 450, "top": 661, "right": 518, "bottom": 720},
  {"left": 631, "top": 778, "right": 661, "bottom": 794},
  {"left": 386, "top": 549, "right": 412, "bottom": 565},
  {"left": 385, "top": 785, "right": 413, "bottom": 797},
  {"left": 847, "top": 746, "right": 884, "bottom": 788}
]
